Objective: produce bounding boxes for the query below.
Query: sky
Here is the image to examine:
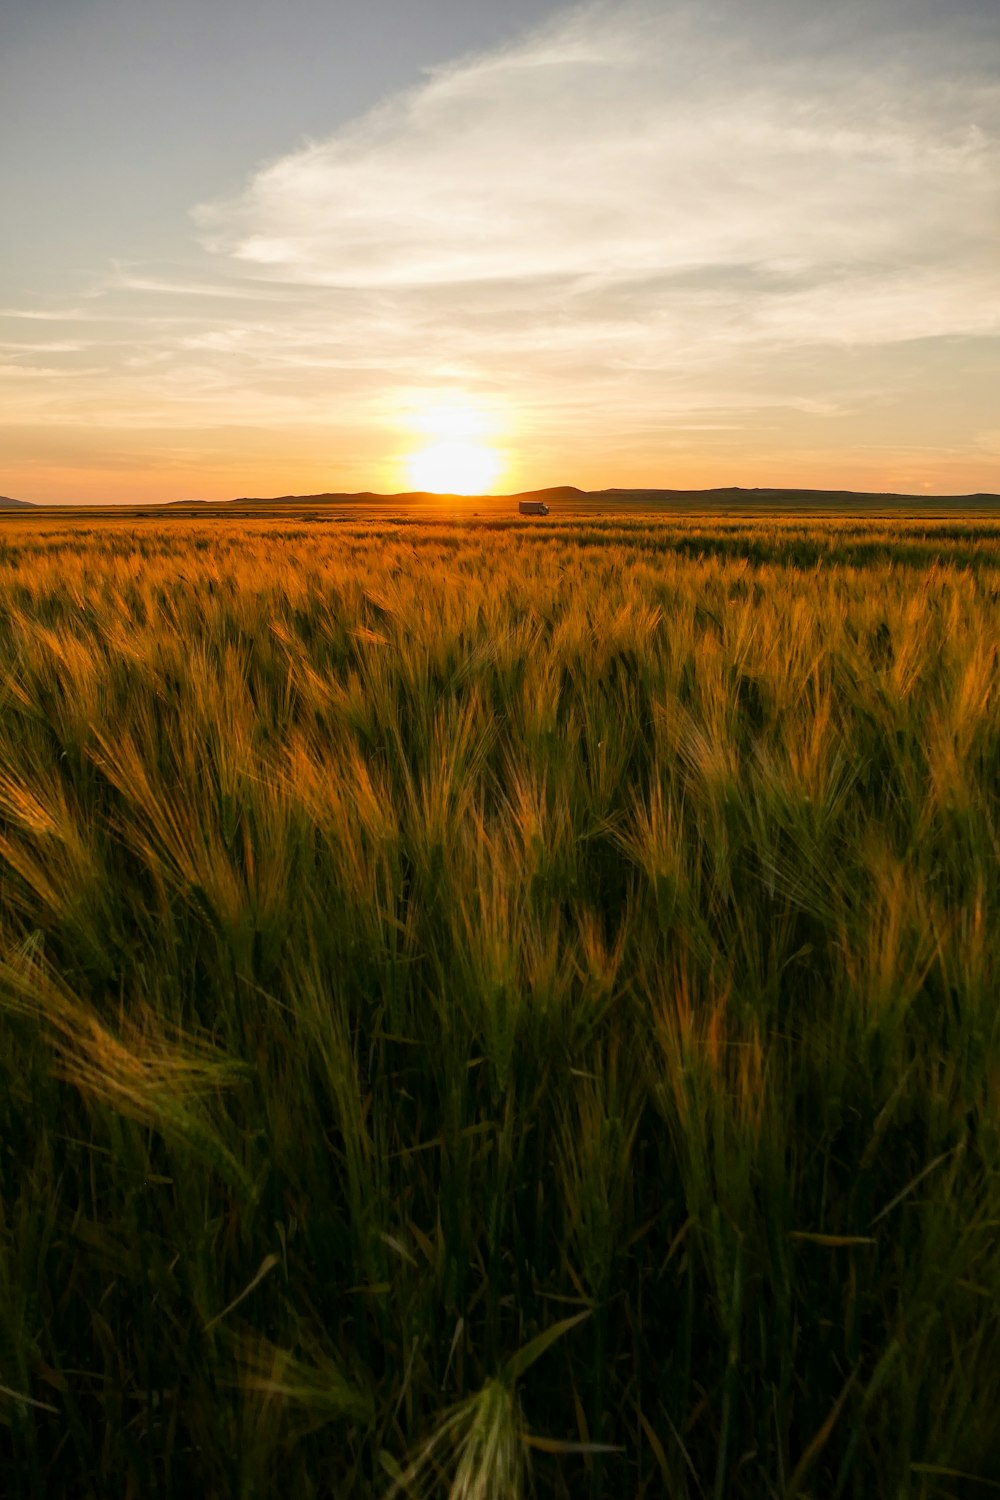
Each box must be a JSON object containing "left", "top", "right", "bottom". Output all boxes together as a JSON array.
[{"left": 1, "top": 0, "right": 998, "bottom": 503}]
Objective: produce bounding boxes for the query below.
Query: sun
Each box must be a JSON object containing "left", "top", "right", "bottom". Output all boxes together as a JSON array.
[
  {"left": 407, "top": 440, "right": 503, "bottom": 495},
  {"left": 402, "top": 399, "right": 506, "bottom": 495}
]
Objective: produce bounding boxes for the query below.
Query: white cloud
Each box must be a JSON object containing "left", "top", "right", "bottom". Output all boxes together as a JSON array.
[
  {"left": 0, "top": 341, "right": 88, "bottom": 353},
  {"left": 193, "top": 0, "right": 1000, "bottom": 364}
]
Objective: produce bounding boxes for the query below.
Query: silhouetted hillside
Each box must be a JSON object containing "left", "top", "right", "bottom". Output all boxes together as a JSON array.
[
  {"left": 198, "top": 484, "right": 999, "bottom": 510},
  {"left": 210, "top": 485, "right": 587, "bottom": 507}
]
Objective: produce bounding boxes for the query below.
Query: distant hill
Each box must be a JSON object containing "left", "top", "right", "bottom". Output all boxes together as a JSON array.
[
  {"left": 8, "top": 486, "right": 1000, "bottom": 513},
  {"left": 198, "top": 485, "right": 588, "bottom": 507},
  {"left": 593, "top": 485, "right": 1000, "bottom": 507},
  {"left": 183, "top": 484, "right": 1000, "bottom": 511}
]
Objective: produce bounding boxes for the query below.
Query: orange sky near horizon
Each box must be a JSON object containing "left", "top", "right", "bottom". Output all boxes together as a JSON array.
[{"left": 6, "top": 435, "right": 1000, "bottom": 507}]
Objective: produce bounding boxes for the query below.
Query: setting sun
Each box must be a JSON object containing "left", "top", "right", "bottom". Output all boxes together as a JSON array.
[
  {"left": 403, "top": 399, "right": 505, "bottom": 494},
  {"left": 406, "top": 440, "right": 503, "bottom": 494}
]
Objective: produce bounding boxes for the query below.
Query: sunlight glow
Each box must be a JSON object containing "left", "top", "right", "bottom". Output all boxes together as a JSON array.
[
  {"left": 413, "top": 402, "right": 489, "bottom": 439},
  {"left": 406, "top": 440, "right": 503, "bottom": 494},
  {"left": 402, "top": 396, "right": 506, "bottom": 494}
]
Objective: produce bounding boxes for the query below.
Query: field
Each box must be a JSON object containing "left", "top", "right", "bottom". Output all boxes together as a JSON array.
[{"left": 2, "top": 509, "right": 1000, "bottom": 1498}]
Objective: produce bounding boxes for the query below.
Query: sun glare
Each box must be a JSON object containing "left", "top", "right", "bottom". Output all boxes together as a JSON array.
[
  {"left": 402, "top": 398, "right": 506, "bottom": 494},
  {"left": 407, "top": 441, "right": 503, "bottom": 494}
]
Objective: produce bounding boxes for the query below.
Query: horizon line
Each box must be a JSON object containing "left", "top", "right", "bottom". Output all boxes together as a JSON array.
[{"left": 5, "top": 481, "right": 1000, "bottom": 510}]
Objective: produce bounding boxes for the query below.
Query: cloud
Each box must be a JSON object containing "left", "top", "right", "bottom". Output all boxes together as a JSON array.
[
  {"left": 0, "top": 341, "right": 88, "bottom": 353},
  {"left": 193, "top": 0, "right": 1000, "bottom": 364}
]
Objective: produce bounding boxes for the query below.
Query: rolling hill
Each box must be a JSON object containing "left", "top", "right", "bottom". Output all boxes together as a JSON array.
[{"left": 182, "top": 484, "right": 1000, "bottom": 511}]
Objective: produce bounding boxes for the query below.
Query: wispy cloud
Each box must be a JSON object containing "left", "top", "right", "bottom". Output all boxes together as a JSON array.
[
  {"left": 0, "top": 308, "right": 96, "bottom": 322},
  {"left": 0, "top": 341, "right": 89, "bottom": 354},
  {"left": 195, "top": 0, "right": 1000, "bottom": 350}
]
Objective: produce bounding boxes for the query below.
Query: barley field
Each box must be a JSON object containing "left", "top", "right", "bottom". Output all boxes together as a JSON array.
[{"left": 2, "top": 511, "right": 1000, "bottom": 1498}]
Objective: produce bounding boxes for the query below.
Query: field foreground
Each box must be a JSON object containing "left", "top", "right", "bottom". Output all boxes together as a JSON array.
[{"left": 2, "top": 512, "right": 1000, "bottom": 1497}]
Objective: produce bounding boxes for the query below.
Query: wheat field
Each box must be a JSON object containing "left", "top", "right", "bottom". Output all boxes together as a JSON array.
[{"left": 2, "top": 512, "right": 1000, "bottom": 1498}]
